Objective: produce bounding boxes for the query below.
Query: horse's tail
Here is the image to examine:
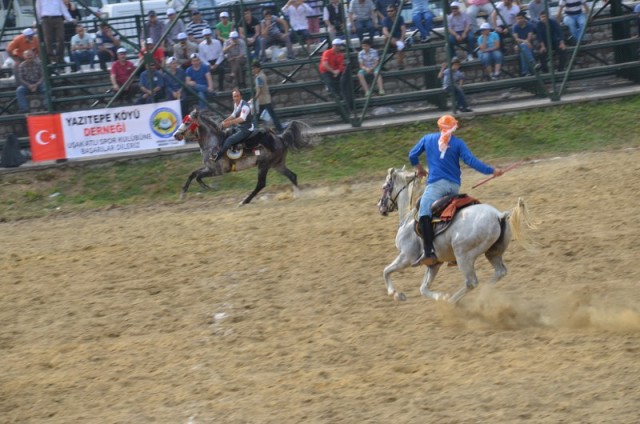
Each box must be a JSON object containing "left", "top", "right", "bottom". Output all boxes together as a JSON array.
[
  {"left": 280, "top": 120, "right": 314, "bottom": 151},
  {"left": 507, "top": 197, "right": 537, "bottom": 248}
]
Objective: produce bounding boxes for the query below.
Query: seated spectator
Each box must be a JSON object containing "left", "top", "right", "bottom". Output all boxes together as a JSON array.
[
  {"left": 477, "top": 22, "right": 503, "bottom": 80},
  {"left": 239, "top": 8, "right": 262, "bottom": 59},
  {"left": 164, "top": 56, "right": 187, "bottom": 113},
  {"left": 16, "top": 50, "right": 49, "bottom": 114},
  {"left": 7, "top": 28, "right": 40, "bottom": 66},
  {"left": 536, "top": 11, "right": 567, "bottom": 72},
  {"left": 382, "top": 5, "right": 407, "bottom": 69},
  {"left": 223, "top": 31, "right": 247, "bottom": 88},
  {"left": 438, "top": 57, "right": 472, "bottom": 112},
  {"left": 144, "top": 10, "right": 166, "bottom": 50},
  {"left": 527, "top": 0, "right": 545, "bottom": 25},
  {"left": 96, "top": 23, "right": 121, "bottom": 71},
  {"left": 174, "top": 32, "right": 199, "bottom": 69},
  {"left": 70, "top": 24, "right": 95, "bottom": 72},
  {"left": 412, "top": 0, "right": 434, "bottom": 43},
  {"left": 447, "top": 2, "right": 476, "bottom": 61},
  {"left": 349, "top": 0, "right": 377, "bottom": 45},
  {"left": 185, "top": 53, "right": 215, "bottom": 109},
  {"left": 319, "top": 38, "right": 352, "bottom": 110},
  {"left": 324, "top": 0, "right": 347, "bottom": 42},
  {"left": 139, "top": 37, "right": 165, "bottom": 68},
  {"left": 110, "top": 48, "right": 139, "bottom": 103},
  {"left": 259, "top": 8, "right": 295, "bottom": 61},
  {"left": 491, "top": 0, "right": 520, "bottom": 53},
  {"left": 282, "top": 0, "right": 314, "bottom": 52},
  {"left": 557, "top": 0, "right": 589, "bottom": 44},
  {"left": 215, "top": 11, "right": 234, "bottom": 43},
  {"left": 187, "top": 10, "right": 209, "bottom": 43},
  {"left": 199, "top": 28, "right": 225, "bottom": 91},
  {"left": 164, "top": 8, "right": 186, "bottom": 57},
  {"left": 137, "top": 61, "right": 165, "bottom": 104},
  {"left": 512, "top": 11, "right": 536, "bottom": 76},
  {"left": 465, "top": 0, "right": 494, "bottom": 33},
  {"left": 357, "top": 39, "right": 385, "bottom": 95}
]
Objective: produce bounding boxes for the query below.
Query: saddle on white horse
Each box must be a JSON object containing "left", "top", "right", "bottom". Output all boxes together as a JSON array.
[{"left": 414, "top": 194, "right": 480, "bottom": 238}]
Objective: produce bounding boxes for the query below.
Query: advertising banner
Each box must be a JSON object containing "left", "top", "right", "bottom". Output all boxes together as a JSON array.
[{"left": 28, "top": 101, "right": 184, "bottom": 162}]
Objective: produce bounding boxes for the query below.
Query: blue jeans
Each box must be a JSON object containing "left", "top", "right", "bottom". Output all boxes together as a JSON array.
[
  {"left": 16, "top": 83, "right": 48, "bottom": 113},
  {"left": 412, "top": 10, "right": 434, "bottom": 39},
  {"left": 445, "top": 84, "right": 468, "bottom": 110},
  {"left": 418, "top": 179, "right": 460, "bottom": 218},
  {"left": 517, "top": 42, "right": 535, "bottom": 75},
  {"left": 71, "top": 49, "right": 95, "bottom": 70},
  {"left": 563, "top": 13, "right": 587, "bottom": 41},
  {"left": 190, "top": 83, "right": 210, "bottom": 109},
  {"left": 479, "top": 50, "right": 503, "bottom": 68},
  {"left": 448, "top": 31, "right": 476, "bottom": 58},
  {"left": 354, "top": 19, "right": 375, "bottom": 44}
]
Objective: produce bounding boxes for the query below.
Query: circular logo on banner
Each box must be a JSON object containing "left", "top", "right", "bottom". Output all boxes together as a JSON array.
[{"left": 150, "top": 107, "right": 179, "bottom": 138}]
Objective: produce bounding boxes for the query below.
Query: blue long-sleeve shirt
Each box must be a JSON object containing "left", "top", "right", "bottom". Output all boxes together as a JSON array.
[{"left": 408, "top": 133, "right": 494, "bottom": 185}]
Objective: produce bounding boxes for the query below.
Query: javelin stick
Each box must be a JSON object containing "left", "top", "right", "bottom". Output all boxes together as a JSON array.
[{"left": 472, "top": 160, "right": 525, "bottom": 189}]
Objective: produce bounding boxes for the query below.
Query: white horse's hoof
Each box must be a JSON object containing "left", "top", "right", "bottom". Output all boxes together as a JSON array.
[
  {"left": 393, "top": 292, "right": 407, "bottom": 302},
  {"left": 433, "top": 293, "right": 450, "bottom": 302}
]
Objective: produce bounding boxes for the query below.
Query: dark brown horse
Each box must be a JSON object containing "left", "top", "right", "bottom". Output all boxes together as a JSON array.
[{"left": 173, "top": 109, "right": 313, "bottom": 205}]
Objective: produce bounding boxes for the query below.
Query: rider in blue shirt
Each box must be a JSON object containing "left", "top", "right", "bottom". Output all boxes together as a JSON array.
[{"left": 408, "top": 115, "right": 503, "bottom": 266}]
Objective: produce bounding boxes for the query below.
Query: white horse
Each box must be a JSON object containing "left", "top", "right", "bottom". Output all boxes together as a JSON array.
[{"left": 377, "top": 166, "right": 535, "bottom": 304}]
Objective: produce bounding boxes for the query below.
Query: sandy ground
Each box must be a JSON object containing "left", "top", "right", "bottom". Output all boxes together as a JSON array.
[{"left": 2, "top": 149, "right": 640, "bottom": 424}]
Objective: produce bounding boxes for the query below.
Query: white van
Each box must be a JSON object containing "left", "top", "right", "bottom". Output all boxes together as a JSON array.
[{"left": 100, "top": 0, "right": 170, "bottom": 20}]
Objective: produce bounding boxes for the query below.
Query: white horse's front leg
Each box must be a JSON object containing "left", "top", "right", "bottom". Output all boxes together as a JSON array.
[
  {"left": 419, "top": 263, "right": 447, "bottom": 301},
  {"left": 383, "top": 254, "right": 412, "bottom": 300}
]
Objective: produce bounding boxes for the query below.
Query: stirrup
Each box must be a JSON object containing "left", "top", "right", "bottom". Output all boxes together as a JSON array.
[{"left": 412, "top": 252, "right": 438, "bottom": 267}]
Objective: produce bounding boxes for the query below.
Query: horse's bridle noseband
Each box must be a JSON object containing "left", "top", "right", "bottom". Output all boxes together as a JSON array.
[{"left": 378, "top": 170, "right": 418, "bottom": 215}]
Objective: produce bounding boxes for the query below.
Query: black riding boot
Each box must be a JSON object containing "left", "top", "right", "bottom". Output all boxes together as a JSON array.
[{"left": 412, "top": 215, "right": 438, "bottom": 267}]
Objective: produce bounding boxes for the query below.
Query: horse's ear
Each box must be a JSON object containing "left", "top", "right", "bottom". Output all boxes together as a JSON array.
[
  {"left": 191, "top": 109, "right": 199, "bottom": 118},
  {"left": 401, "top": 165, "right": 406, "bottom": 171}
]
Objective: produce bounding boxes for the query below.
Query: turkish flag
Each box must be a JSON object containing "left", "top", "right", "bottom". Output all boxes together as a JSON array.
[{"left": 27, "top": 114, "right": 66, "bottom": 162}]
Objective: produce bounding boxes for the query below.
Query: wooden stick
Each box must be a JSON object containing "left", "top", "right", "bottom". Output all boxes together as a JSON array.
[{"left": 472, "top": 160, "right": 525, "bottom": 189}]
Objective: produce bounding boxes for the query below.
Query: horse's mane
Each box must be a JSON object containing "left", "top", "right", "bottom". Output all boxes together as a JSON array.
[{"left": 197, "top": 110, "right": 224, "bottom": 136}]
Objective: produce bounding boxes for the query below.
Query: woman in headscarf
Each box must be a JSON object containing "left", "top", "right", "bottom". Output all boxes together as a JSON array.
[{"left": 408, "top": 115, "right": 503, "bottom": 266}]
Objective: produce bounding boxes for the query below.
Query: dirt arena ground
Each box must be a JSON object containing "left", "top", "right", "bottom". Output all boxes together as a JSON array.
[{"left": 2, "top": 149, "right": 640, "bottom": 423}]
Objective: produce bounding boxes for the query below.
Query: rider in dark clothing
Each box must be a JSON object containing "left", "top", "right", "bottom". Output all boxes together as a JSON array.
[{"left": 214, "top": 89, "right": 255, "bottom": 161}]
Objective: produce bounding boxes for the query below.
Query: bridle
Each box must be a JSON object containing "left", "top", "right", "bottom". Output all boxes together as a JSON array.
[
  {"left": 378, "top": 170, "right": 418, "bottom": 216},
  {"left": 173, "top": 113, "right": 200, "bottom": 141}
]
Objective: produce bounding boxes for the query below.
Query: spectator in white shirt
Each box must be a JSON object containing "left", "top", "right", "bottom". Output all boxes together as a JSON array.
[
  {"left": 36, "top": 0, "right": 75, "bottom": 66},
  {"left": 199, "top": 28, "right": 225, "bottom": 91},
  {"left": 282, "top": 0, "right": 314, "bottom": 52}
]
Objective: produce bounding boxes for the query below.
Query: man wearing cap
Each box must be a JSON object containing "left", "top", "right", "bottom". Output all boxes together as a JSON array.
[
  {"left": 447, "top": 2, "right": 476, "bottom": 62},
  {"left": 319, "top": 38, "right": 352, "bottom": 109},
  {"left": 251, "top": 61, "right": 284, "bottom": 133},
  {"left": 139, "top": 37, "right": 165, "bottom": 68},
  {"left": 260, "top": 8, "right": 295, "bottom": 62},
  {"left": 96, "top": 23, "right": 121, "bottom": 71},
  {"left": 7, "top": 28, "right": 40, "bottom": 66},
  {"left": 137, "top": 61, "right": 165, "bottom": 104},
  {"left": 282, "top": 0, "right": 314, "bottom": 52},
  {"left": 477, "top": 22, "right": 502, "bottom": 80},
  {"left": 187, "top": 10, "right": 209, "bottom": 43},
  {"left": 215, "top": 11, "right": 234, "bottom": 43},
  {"left": 438, "top": 57, "right": 472, "bottom": 112},
  {"left": 164, "top": 56, "right": 187, "bottom": 113},
  {"left": 223, "top": 31, "right": 247, "bottom": 88},
  {"left": 512, "top": 11, "right": 536, "bottom": 76},
  {"left": 16, "top": 49, "right": 49, "bottom": 114},
  {"left": 199, "top": 28, "right": 225, "bottom": 91},
  {"left": 214, "top": 89, "right": 255, "bottom": 162},
  {"left": 409, "top": 115, "right": 503, "bottom": 266},
  {"left": 381, "top": 5, "right": 406, "bottom": 69},
  {"left": 110, "top": 48, "right": 138, "bottom": 103},
  {"left": 144, "top": 10, "right": 166, "bottom": 51},
  {"left": 185, "top": 53, "right": 215, "bottom": 109},
  {"left": 165, "top": 8, "right": 186, "bottom": 56},
  {"left": 36, "top": 0, "right": 75, "bottom": 65},
  {"left": 174, "top": 32, "right": 199, "bottom": 69}
]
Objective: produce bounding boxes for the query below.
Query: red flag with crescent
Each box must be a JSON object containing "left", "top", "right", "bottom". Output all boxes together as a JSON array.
[{"left": 27, "top": 114, "right": 66, "bottom": 162}]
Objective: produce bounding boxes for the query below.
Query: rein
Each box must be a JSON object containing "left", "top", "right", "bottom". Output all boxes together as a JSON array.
[{"left": 388, "top": 173, "right": 418, "bottom": 212}]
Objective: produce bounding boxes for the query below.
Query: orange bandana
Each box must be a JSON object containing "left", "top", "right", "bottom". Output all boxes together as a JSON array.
[{"left": 437, "top": 115, "right": 458, "bottom": 157}]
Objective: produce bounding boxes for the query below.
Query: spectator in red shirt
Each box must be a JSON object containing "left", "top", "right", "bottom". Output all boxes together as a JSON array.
[
  {"left": 139, "top": 37, "right": 165, "bottom": 68},
  {"left": 110, "top": 48, "right": 139, "bottom": 103},
  {"left": 319, "top": 38, "right": 352, "bottom": 108}
]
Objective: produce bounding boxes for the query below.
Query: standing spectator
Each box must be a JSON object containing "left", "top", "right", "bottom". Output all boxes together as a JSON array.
[
  {"left": 199, "top": 28, "right": 225, "bottom": 91},
  {"left": 381, "top": 4, "right": 406, "bottom": 69},
  {"left": 412, "top": 0, "right": 434, "bottom": 43},
  {"left": 282, "top": 0, "right": 314, "bottom": 52},
  {"left": 185, "top": 53, "right": 215, "bottom": 109},
  {"left": 557, "top": 0, "right": 589, "bottom": 44},
  {"left": 63, "top": 0, "right": 81, "bottom": 59},
  {"left": 110, "top": 48, "right": 138, "bottom": 103},
  {"left": 307, "top": 0, "right": 323, "bottom": 36},
  {"left": 349, "top": 0, "right": 377, "bottom": 45},
  {"left": 357, "top": 38, "right": 385, "bottom": 95},
  {"left": 164, "top": 56, "right": 187, "bottom": 113},
  {"left": 144, "top": 10, "right": 166, "bottom": 50},
  {"left": 464, "top": 0, "right": 494, "bottom": 33},
  {"left": 527, "top": 0, "right": 545, "bottom": 25},
  {"left": 251, "top": 61, "right": 284, "bottom": 133},
  {"left": 36, "top": 0, "right": 75, "bottom": 66},
  {"left": 174, "top": 32, "right": 198, "bottom": 69},
  {"left": 215, "top": 11, "right": 234, "bottom": 43},
  {"left": 438, "top": 57, "right": 471, "bottom": 112},
  {"left": 70, "top": 24, "right": 95, "bottom": 72},
  {"left": 319, "top": 38, "right": 352, "bottom": 109},
  {"left": 137, "top": 61, "right": 165, "bottom": 104},
  {"left": 187, "top": 10, "right": 209, "bottom": 43},
  {"left": 512, "top": 11, "right": 536, "bottom": 76},
  {"left": 223, "top": 31, "right": 247, "bottom": 88},
  {"left": 96, "top": 23, "right": 121, "bottom": 71},
  {"left": 164, "top": 8, "right": 186, "bottom": 57},
  {"left": 477, "top": 22, "right": 502, "bottom": 79},
  {"left": 447, "top": 1, "right": 476, "bottom": 61},
  {"left": 536, "top": 11, "right": 567, "bottom": 72},
  {"left": 323, "top": 0, "right": 346, "bottom": 42},
  {"left": 139, "top": 37, "right": 165, "bottom": 68},
  {"left": 491, "top": 0, "right": 520, "bottom": 53},
  {"left": 239, "top": 8, "right": 262, "bottom": 59},
  {"left": 16, "top": 50, "right": 49, "bottom": 113},
  {"left": 259, "top": 9, "right": 295, "bottom": 62},
  {"left": 7, "top": 28, "right": 40, "bottom": 65}
]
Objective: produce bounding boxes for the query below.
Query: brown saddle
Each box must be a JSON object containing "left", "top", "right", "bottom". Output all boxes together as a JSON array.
[{"left": 414, "top": 194, "right": 480, "bottom": 238}]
